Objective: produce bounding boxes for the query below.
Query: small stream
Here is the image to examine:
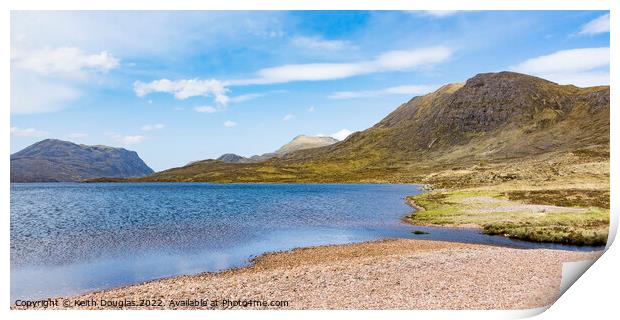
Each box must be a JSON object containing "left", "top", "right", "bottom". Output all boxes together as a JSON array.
[{"left": 400, "top": 224, "right": 604, "bottom": 252}]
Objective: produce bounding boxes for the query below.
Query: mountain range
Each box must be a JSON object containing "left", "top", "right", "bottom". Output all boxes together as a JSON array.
[
  {"left": 137, "top": 71, "right": 609, "bottom": 183},
  {"left": 10, "top": 71, "right": 609, "bottom": 184},
  {"left": 216, "top": 135, "right": 339, "bottom": 163},
  {"left": 10, "top": 139, "right": 154, "bottom": 182}
]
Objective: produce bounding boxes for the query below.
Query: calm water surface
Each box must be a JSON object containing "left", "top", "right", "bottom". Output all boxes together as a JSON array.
[{"left": 10, "top": 183, "right": 601, "bottom": 301}]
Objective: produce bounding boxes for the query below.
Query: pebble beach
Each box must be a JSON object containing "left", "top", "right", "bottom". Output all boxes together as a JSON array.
[{"left": 15, "top": 239, "right": 601, "bottom": 310}]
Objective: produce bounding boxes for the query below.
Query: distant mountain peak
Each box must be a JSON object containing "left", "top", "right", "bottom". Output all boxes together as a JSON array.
[
  {"left": 274, "top": 135, "right": 339, "bottom": 155},
  {"left": 216, "top": 153, "right": 249, "bottom": 163},
  {"left": 11, "top": 139, "right": 154, "bottom": 182},
  {"left": 216, "top": 134, "right": 339, "bottom": 164}
]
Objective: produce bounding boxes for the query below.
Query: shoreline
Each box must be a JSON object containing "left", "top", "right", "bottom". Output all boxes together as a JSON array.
[
  {"left": 12, "top": 181, "right": 607, "bottom": 309},
  {"left": 13, "top": 238, "right": 602, "bottom": 310},
  {"left": 402, "top": 188, "right": 609, "bottom": 246},
  {"left": 13, "top": 181, "right": 427, "bottom": 186},
  {"left": 403, "top": 196, "right": 502, "bottom": 230}
]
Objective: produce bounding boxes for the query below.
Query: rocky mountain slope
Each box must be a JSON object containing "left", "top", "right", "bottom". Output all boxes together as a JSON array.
[
  {"left": 11, "top": 139, "right": 154, "bottom": 182},
  {"left": 290, "top": 72, "right": 608, "bottom": 162},
  {"left": 216, "top": 135, "right": 339, "bottom": 164},
  {"left": 137, "top": 71, "right": 609, "bottom": 183}
]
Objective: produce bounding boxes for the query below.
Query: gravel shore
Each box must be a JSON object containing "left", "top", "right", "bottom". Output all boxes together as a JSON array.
[{"left": 16, "top": 239, "right": 601, "bottom": 310}]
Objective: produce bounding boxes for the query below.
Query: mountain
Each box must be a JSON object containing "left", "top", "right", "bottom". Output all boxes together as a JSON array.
[
  {"left": 216, "top": 153, "right": 251, "bottom": 164},
  {"left": 292, "top": 71, "right": 609, "bottom": 161},
  {"left": 216, "top": 135, "right": 339, "bottom": 164},
  {"left": 136, "top": 71, "right": 609, "bottom": 183},
  {"left": 11, "top": 139, "right": 154, "bottom": 182},
  {"left": 215, "top": 153, "right": 274, "bottom": 164},
  {"left": 274, "top": 135, "right": 339, "bottom": 155}
]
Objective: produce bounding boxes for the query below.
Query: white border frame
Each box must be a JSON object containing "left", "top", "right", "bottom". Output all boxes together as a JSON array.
[{"left": 2, "top": 1, "right": 616, "bottom": 319}]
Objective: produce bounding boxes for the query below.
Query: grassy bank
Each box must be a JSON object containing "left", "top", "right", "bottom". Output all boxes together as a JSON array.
[
  {"left": 403, "top": 144, "right": 610, "bottom": 246},
  {"left": 406, "top": 189, "right": 609, "bottom": 245}
]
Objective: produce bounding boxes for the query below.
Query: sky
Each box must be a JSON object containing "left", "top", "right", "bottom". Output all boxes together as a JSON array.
[{"left": 10, "top": 11, "right": 610, "bottom": 171}]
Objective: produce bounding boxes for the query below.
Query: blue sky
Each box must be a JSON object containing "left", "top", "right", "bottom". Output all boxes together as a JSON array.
[{"left": 10, "top": 11, "right": 610, "bottom": 171}]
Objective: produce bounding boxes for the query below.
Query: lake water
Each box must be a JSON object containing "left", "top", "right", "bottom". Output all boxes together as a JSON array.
[{"left": 10, "top": 183, "right": 602, "bottom": 301}]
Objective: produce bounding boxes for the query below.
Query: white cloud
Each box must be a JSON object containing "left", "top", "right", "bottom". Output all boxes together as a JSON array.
[
  {"left": 224, "top": 120, "right": 237, "bottom": 127},
  {"left": 108, "top": 133, "right": 147, "bottom": 146},
  {"left": 510, "top": 47, "right": 610, "bottom": 87},
  {"left": 194, "top": 106, "right": 218, "bottom": 113},
  {"left": 135, "top": 46, "right": 451, "bottom": 107},
  {"left": 291, "top": 36, "right": 354, "bottom": 51},
  {"left": 11, "top": 72, "right": 81, "bottom": 114},
  {"left": 579, "top": 14, "right": 610, "bottom": 35},
  {"left": 329, "top": 84, "right": 439, "bottom": 99},
  {"left": 282, "top": 114, "right": 295, "bottom": 121},
  {"left": 534, "top": 71, "right": 610, "bottom": 88},
  {"left": 511, "top": 48, "right": 609, "bottom": 74},
  {"left": 251, "top": 63, "right": 367, "bottom": 84},
  {"left": 422, "top": 11, "right": 459, "bottom": 17},
  {"left": 10, "top": 11, "right": 288, "bottom": 58},
  {"left": 140, "top": 123, "right": 165, "bottom": 131},
  {"left": 307, "top": 106, "right": 315, "bottom": 112},
  {"left": 330, "top": 129, "right": 353, "bottom": 141},
  {"left": 228, "top": 93, "right": 264, "bottom": 104},
  {"left": 11, "top": 45, "right": 119, "bottom": 114},
  {"left": 134, "top": 78, "right": 229, "bottom": 105},
  {"left": 107, "top": 133, "right": 147, "bottom": 145},
  {"left": 228, "top": 46, "right": 453, "bottom": 85},
  {"left": 10, "top": 126, "right": 49, "bottom": 137},
  {"left": 121, "top": 135, "right": 147, "bottom": 145},
  {"left": 13, "top": 46, "right": 119, "bottom": 79},
  {"left": 10, "top": 12, "right": 290, "bottom": 115}
]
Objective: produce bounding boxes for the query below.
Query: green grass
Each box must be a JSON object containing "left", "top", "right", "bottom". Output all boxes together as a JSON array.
[
  {"left": 406, "top": 190, "right": 609, "bottom": 246},
  {"left": 503, "top": 189, "right": 609, "bottom": 209}
]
